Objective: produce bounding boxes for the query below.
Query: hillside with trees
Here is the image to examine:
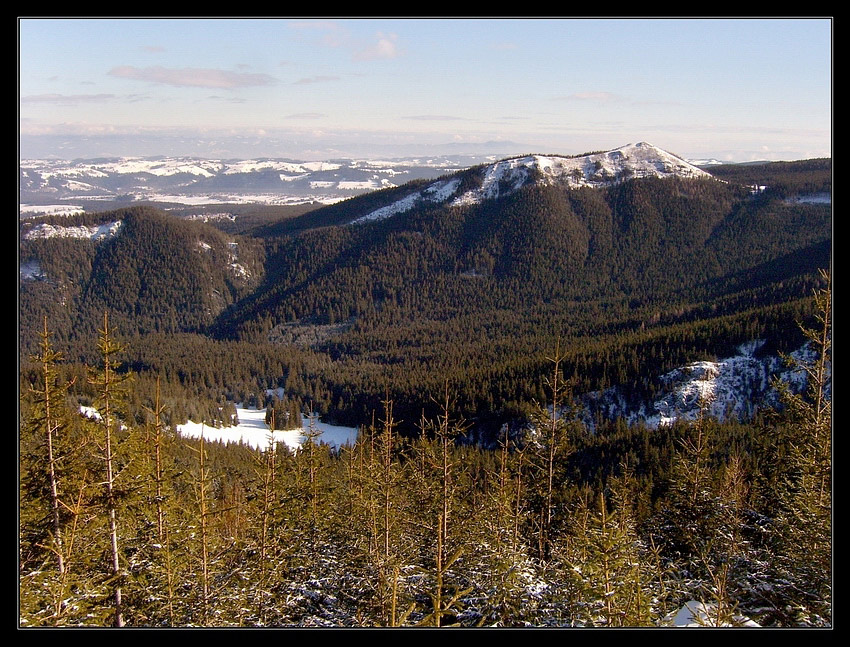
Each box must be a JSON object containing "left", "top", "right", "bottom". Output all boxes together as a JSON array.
[
  {"left": 19, "top": 161, "right": 830, "bottom": 436},
  {"left": 19, "top": 156, "right": 831, "bottom": 626}
]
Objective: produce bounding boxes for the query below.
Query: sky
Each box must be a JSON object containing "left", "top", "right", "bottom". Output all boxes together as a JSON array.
[{"left": 19, "top": 17, "right": 832, "bottom": 162}]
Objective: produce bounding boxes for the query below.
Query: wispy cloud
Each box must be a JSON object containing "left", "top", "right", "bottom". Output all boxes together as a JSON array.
[
  {"left": 141, "top": 45, "right": 165, "bottom": 53},
  {"left": 21, "top": 93, "right": 116, "bottom": 104},
  {"left": 288, "top": 22, "right": 402, "bottom": 61},
  {"left": 404, "top": 115, "right": 469, "bottom": 121},
  {"left": 354, "top": 32, "right": 401, "bottom": 60},
  {"left": 108, "top": 66, "right": 276, "bottom": 89},
  {"left": 646, "top": 122, "right": 829, "bottom": 137},
  {"left": 19, "top": 122, "right": 147, "bottom": 136},
  {"left": 206, "top": 95, "right": 247, "bottom": 104},
  {"left": 283, "top": 112, "right": 326, "bottom": 119},
  {"left": 556, "top": 91, "right": 626, "bottom": 102},
  {"left": 288, "top": 20, "right": 347, "bottom": 48},
  {"left": 293, "top": 75, "right": 341, "bottom": 85}
]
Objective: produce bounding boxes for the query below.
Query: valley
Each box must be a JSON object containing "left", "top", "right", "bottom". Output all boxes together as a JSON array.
[
  {"left": 19, "top": 143, "right": 832, "bottom": 627},
  {"left": 19, "top": 144, "right": 832, "bottom": 435}
]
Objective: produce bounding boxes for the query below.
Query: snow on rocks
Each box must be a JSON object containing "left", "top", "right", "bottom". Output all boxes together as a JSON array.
[
  {"left": 650, "top": 351, "right": 770, "bottom": 427},
  {"left": 450, "top": 142, "right": 711, "bottom": 207},
  {"left": 22, "top": 220, "right": 123, "bottom": 241},
  {"left": 19, "top": 261, "right": 44, "bottom": 280},
  {"left": 579, "top": 339, "right": 828, "bottom": 431}
]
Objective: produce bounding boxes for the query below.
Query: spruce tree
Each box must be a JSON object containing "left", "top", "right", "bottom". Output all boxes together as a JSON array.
[
  {"left": 19, "top": 318, "right": 94, "bottom": 625},
  {"left": 88, "top": 312, "right": 131, "bottom": 627},
  {"left": 771, "top": 269, "right": 831, "bottom": 625}
]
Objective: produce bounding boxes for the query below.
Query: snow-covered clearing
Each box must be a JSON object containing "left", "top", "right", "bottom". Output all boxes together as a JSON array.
[
  {"left": 351, "top": 177, "right": 460, "bottom": 225},
  {"left": 131, "top": 192, "right": 346, "bottom": 206},
  {"left": 177, "top": 405, "right": 359, "bottom": 452},
  {"left": 785, "top": 192, "right": 831, "bottom": 205}
]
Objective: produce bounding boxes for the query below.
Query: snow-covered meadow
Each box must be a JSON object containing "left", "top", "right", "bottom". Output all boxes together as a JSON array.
[{"left": 176, "top": 405, "right": 359, "bottom": 452}]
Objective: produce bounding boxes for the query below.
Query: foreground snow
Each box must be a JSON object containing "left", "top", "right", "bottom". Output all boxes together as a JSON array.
[
  {"left": 176, "top": 405, "right": 358, "bottom": 451},
  {"left": 665, "top": 600, "right": 760, "bottom": 627}
]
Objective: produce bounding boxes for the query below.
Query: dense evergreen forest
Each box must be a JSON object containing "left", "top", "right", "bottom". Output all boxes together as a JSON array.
[
  {"left": 19, "top": 158, "right": 831, "bottom": 626},
  {"left": 20, "top": 159, "right": 831, "bottom": 434},
  {"left": 19, "top": 281, "right": 831, "bottom": 626}
]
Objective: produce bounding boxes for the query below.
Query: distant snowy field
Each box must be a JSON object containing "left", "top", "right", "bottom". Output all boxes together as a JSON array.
[
  {"left": 785, "top": 192, "right": 831, "bottom": 204},
  {"left": 20, "top": 204, "right": 86, "bottom": 217},
  {"left": 19, "top": 154, "right": 480, "bottom": 216},
  {"left": 176, "top": 405, "right": 359, "bottom": 452}
]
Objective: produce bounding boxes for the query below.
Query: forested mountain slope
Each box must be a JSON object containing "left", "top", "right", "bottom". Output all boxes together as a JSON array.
[
  {"left": 18, "top": 151, "right": 833, "bottom": 627},
  {"left": 20, "top": 207, "right": 265, "bottom": 359},
  {"left": 205, "top": 165, "right": 829, "bottom": 430},
  {"left": 19, "top": 153, "right": 831, "bottom": 435}
]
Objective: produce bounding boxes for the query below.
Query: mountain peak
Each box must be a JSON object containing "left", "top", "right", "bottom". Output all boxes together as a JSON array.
[{"left": 352, "top": 143, "right": 713, "bottom": 224}]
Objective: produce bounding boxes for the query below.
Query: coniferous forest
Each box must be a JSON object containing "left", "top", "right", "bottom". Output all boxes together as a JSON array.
[{"left": 19, "top": 158, "right": 832, "bottom": 627}]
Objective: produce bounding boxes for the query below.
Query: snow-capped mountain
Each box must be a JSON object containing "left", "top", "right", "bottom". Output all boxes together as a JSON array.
[
  {"left": 19, "top": 144, "right": 715, "bottom": 220},
  {"left": 18, "top": 154, "right": 490, "bottom": 215},
  {"left": 351, "top": 143, "right": 714, "bottom": 224}
]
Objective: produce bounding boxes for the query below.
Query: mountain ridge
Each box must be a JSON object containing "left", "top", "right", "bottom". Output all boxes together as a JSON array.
[{"left": 349, "top": 142, "right": 714, "bottom": 225}]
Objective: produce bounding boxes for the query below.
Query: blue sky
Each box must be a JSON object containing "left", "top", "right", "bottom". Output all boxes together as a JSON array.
[{"left": 19, "top": 18, "right": 832, "bottom": 161}]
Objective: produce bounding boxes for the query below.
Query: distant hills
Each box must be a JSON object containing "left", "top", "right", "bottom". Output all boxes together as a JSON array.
[
  {"left": 20, "top": 142, "right": 796, "bottom": 217},
  {"left": 19, "top": 154, "right": 495, "bottom": 211}
]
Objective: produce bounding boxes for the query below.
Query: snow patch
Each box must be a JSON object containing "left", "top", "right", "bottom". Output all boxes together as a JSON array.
[
  {"left": 351, "top": 177, "right": 461, "bottom": 225},
  {"left": 80, "top": 406, "right": 102, "bottom": 421},
  {"left": 223, "top": 160, "right": 341, "bottom": 175},
  {"left": 784, "top": 192, "right": 831, "bottom": 205},
  {"left": 63, "top": 180, "right": 98, "bottom": 192},
  {"left": 20, "top": 261, "right": 44, "bottom": 280},
  {"left": 338, "top": 180, "right": 380, "bottom": 190},
  {"left": 230, "top": 263, "right": 249, "bottom": 278},
  {"left": 176, "top": 405, "right": 358, "bottom": 452},
  {"left": 665, "top": 600, "right": 760, "bottom": 627}
]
